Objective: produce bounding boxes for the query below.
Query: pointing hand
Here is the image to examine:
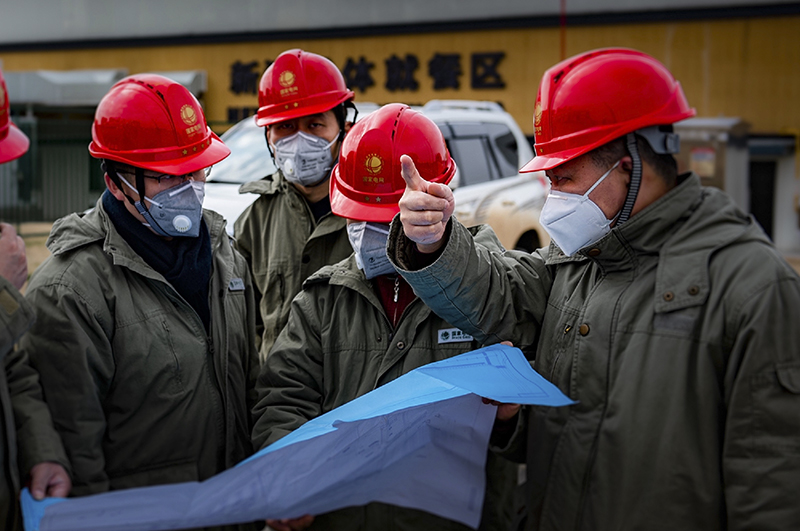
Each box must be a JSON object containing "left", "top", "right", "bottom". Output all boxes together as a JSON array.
[{"left": 397, "top": 154, "right": 455, "bottom": 254}]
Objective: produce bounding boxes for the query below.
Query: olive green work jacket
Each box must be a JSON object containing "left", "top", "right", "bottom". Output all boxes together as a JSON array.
[
  {"left": 388, "top": 174, "right": 800, "bottom": 531},
  {"left": 20, "top": 200, "right": 260, "bottom": 531},
  {"left": 234, "top": 171, "right": 352, "bottom": 362},
  {"left": 1, "top": 276, "right": 69, "bottom": 531},
  {"left": 252, "top": 225, "right": 518, "bottom": 531}
]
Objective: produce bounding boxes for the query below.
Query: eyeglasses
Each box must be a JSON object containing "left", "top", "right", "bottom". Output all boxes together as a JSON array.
[{"left": 117, "top": 171, "right": 199, "bottom": 185}]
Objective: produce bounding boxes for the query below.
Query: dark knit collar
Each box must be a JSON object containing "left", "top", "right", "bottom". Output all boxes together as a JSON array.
[{"left": 102, "top": 190, "right": 212, "bottom": 333}]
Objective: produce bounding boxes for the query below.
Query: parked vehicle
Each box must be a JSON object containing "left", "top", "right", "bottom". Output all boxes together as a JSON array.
[
  {"left": 204, "top": 100, "right": 549, "bottom": 251},
  {"left": 419, "top": 100, "right": 549, "bottom": 251},
  {"left": 203, "top": 117, "right": 275, "bottom": 235}
]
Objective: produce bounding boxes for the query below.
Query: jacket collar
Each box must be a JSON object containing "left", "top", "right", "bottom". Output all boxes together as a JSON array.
[
  {"left": 545, "top": 174, "right": 704, "bottom": 268},
  {"left": 544, "top": 173, "right": 770, "bottom": 312},
  {"left": 304, "top": 254, "right": 427, "bottom": 320},
  {"left": 238, "top": 170, "right": 288, "bottom": 196},
  {"left": 46, "top": 195, "right": 229, "bottom": 282}
]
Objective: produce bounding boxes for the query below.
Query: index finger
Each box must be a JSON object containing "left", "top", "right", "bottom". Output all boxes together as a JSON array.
[{"left": 400, "top": 154, "right": 428, "bottom": 193}]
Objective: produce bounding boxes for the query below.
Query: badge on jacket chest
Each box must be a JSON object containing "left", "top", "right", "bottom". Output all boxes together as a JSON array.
[{"left": 438, "top": 328, "right": 473, "bottom": 344}]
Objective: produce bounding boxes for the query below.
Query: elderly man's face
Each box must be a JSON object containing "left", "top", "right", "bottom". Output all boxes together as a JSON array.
[{"left": 545, "top": 154, "right": 629, "bottom": 224}]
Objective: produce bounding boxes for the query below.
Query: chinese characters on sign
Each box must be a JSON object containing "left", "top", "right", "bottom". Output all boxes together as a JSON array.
[
  {"left": 344, "top": 51, "right": 506, "bottom": 93},
  {"left": 227, "top": 52, "right": 505, "bottom": 122},
  {"left": 385, "top": 54, "right": 419, "bottom": 91},
  {"left": 228, "top": 59, "right": 271, "bottom": 123},
  {"left": 343, "top": 56, "right": 376, "bottom": 93},
  {"left": 429, "top": 53, "right": 462, "bottom": 90}
]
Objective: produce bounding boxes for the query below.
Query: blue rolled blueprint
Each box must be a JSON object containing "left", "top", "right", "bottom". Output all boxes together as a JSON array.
[{"left": 22, "top": 344, "right": 574, "bottom": 531}]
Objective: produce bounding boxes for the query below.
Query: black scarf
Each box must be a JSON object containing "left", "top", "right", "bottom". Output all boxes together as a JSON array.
[{"left": 102, "top": 190, "right": 211, "bottom": 333}]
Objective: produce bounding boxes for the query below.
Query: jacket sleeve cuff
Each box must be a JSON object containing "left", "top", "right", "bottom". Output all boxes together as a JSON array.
[{"left": 490, "top": 407, "right": 528, "bottom": 462}]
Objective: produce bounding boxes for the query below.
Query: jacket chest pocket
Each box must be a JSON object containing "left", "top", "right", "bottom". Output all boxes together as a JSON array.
[
  {"left": 538, "top": 298, "right": 584, "bottom": 388},
  {"left": 112, "top": 312, "right": 206, "bottom": 400}
]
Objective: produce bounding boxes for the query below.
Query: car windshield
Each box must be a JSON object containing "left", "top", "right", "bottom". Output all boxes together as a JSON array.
[{"left": 206, "top": 118, "right": 276, "bottom": 184}]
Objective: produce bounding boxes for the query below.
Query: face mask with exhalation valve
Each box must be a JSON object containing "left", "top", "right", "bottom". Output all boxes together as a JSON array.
[
  {"left": 117, "top": 173, "right": 205, "bottom": 238},
  {"left": 539, "top": 160, "right": 621, "bottom": 256},
  {"left": 346, "top": 222, "right": 396, "bottom": 280},
  {"left": 273, "top": 131, "right": 338, "bottom": 187}
]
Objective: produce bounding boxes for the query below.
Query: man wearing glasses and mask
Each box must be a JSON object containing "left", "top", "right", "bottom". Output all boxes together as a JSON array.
[
  {"left": 20, "top": 74, "right": 260, "bottom": 531},
  {"left": 234, "top": 49, "right": 356, "bottom": 362}
]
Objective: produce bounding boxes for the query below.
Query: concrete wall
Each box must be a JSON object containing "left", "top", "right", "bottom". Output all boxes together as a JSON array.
[{"left": 1, "top": 0, "right": 798, "bottom": 44}]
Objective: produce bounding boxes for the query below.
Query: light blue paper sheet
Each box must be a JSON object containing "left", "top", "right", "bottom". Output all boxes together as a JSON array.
[{"left": 22, "top": 344, "right": 574, "bottom": 531}]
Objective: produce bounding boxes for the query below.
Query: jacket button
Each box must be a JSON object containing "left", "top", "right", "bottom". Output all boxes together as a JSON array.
[
  {"left": 301, "top": 255, "right": 310, "bottom": 264},
  {"left": 688, "top": 285, "right": 700, "bottom": 296},
  {"left": 396, "top": 341, "right": 405, "bottom": 350},
  {"left": 663, "top": 291, "right": 674, "bottom": 301},
  {"left": 587, "top": 248, "right": 601, "bottom": 257},
  {"left": 578, "top": 324, "right": 590, "bottom": 336}
]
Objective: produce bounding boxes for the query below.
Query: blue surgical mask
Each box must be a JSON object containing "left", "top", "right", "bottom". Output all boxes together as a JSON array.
[
  {"left": 273, "top": 131, "right": 337, "bottom": 187},
  {"left": 347, "top": 222, "right": 395, "bottom": 279},
  {"left": 117, "top": 173, "right": 205, "bottom": 238},
  {"left": 539, "top": 160, "right": 621, "bottom": 256}
]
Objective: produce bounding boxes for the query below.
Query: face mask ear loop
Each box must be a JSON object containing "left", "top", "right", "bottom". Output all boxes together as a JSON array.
[
  {"left": 618, "top": 133, "right": 641, "bottom": 225},
  {"left": 132, "top": 167, "right": 171, "bottom": 236},
  {"left": 265, "top": 127, "right": 276, "bottom": 163},
  {"left": 134, "top": 167, "right": 150, "bottom": 214},
  {"left": 583, "top": 159, "right": 621, "bottom": 198}
]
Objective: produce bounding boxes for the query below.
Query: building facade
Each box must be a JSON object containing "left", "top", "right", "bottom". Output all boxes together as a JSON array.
[{"left": 1, "top": 0, "right": 798, "bottom": 252}]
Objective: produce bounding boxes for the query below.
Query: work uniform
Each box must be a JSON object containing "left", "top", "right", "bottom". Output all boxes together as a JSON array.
[
  {"left": 388, "top": 173, "right": 800, "bottom": 530},
  {"left": 234, "top": 170, "right": 352, "bottom": 361},
  {"left": 20, "top": 199, "right": 259, "bottom": 531},
  {"left": 0, "top": 276, "right": 68, "bottom": 531},
  {"left": 253, "top": 225, "right": 518, "bottom": 531}
]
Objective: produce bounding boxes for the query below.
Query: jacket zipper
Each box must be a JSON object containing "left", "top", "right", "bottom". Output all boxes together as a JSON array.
[{"left": 392, "top": 276, "right": 400, "bottom": 324}]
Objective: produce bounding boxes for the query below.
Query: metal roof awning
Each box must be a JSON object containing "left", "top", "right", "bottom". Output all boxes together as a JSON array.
[
  {"left": 674, "top": 117, "right": 750, "bottom": 144},
  {"left": 4, "top": 68, "right": 207, "bottom": 106},
  {"left": 5, "top": 69, "right": 128, "bottom": 106},
  {"left": 151, "top": 70, "right": 207, "bottom": 97}
]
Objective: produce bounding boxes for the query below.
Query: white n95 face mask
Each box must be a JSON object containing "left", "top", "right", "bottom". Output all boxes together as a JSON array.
[
  {"left": 273, "top": 131, "right": 337, "bottom": 187},
  {"left": 540, "top": 160, "right": 621, "bottom": 256},
  {"left": 347, "top": 222, "right": 396, "bottom": 279}
]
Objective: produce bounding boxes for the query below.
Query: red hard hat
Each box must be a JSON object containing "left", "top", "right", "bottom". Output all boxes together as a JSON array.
[
  {"left": 331, "top": 103, "right": 456, "bottom": 223},
  {"left": 256, "top": 49, "right": 354, "bottom": 127},
  {"left": 0, "top": 68, "right": 30, "bottom": 164},
  {"left": 89, "top": 74, "right": 230, "bottom": 174},
  {"left": 521, "top": 48, "right": 696, "bottom": 172}
]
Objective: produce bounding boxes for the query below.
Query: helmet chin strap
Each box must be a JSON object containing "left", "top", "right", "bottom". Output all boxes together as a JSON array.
[{"left": 617, "top": 133, "right": 642, "bottom": 225}]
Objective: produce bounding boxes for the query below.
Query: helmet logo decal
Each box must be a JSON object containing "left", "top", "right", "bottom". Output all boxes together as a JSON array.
[
  {"left": 180, "top": 104, "right": 198, "bottom": 126},
  {"left": 279, "top": 70, "right": 299, "bottom": 97},
  {"left": 180, "top": 104, "right": 203, "bottom": 137},
  {"left": 279, "top": 70, "right": 295, "bottom": 87},
  {"left": 534, "top": 101, "right": 543, "bottom": 137},
  {"left": 363, "top": 154, "right": 385, "bottom": 183}
]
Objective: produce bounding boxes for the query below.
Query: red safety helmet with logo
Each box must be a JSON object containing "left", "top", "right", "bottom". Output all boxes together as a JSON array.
[
  {"left": 256, "top": 49, "right": 355, "bottom": 127},
  {"left": 521, "top": 48, "right": 696, "bottom": 173},
  {"left": 330, "top": 103, "right": 456, "bottom": 223},
  {"left": 0, "top": 68, "right": 30, "bottom": 164},
  {"left": 89, "top": 73, "right": 230, "bottom": 174}
]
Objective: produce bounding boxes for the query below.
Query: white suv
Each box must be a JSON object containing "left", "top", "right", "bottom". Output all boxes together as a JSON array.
[
  {"left": 419, "top": 100, "right": 549, "bottom": 252},
  {"left": 205, "top": 100, "right": 549, "bottom": 251}
]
